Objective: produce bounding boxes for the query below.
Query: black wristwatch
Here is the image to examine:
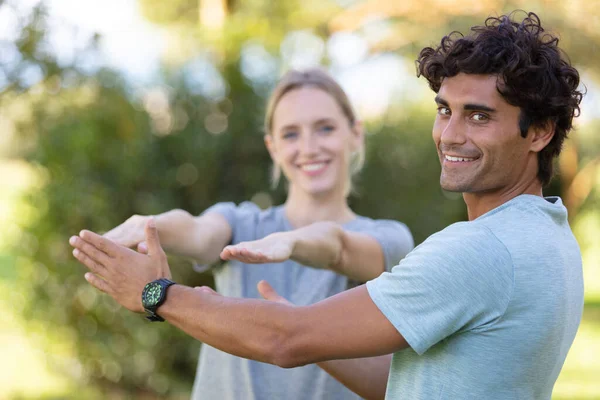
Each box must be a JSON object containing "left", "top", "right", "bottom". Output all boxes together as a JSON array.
[{"left": 141, "top": 278, "right": 176, "bottom": 322}]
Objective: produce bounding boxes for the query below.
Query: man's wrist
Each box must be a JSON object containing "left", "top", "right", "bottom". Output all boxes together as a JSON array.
[{"left": 142, "top": 278, "right": 176, "bottom": 322}]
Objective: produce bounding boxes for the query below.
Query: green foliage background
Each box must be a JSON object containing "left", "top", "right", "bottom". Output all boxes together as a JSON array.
[{"left": 1, "top": 0, "right": 598, "bottom": 398}]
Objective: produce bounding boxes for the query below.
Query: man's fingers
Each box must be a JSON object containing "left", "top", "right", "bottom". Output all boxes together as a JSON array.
[
  {"left": 72, "top": 247, "right": 108, "bottom": 276},
  {"left": 79, "top": 230, "right": 122, "bottom": 258},
  {"left": 257, "top": 280, "right": 291, "bottom": 305},
  {"left": 137, "top": 241, "right": 148, "bottom": 254},
  {"left": 84, "top": 272, "right": 112, "bottom": 294},
  {"left": 70, "top": 236, "right": 112, "bottom": 266},
  {"left": 103, "top": 229, "right": 138, "bottom": 249},
  {"left": 144, "top": 218, "right": 165, "bottom": 258}
]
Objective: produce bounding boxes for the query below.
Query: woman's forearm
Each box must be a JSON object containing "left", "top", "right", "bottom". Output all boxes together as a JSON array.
[
  {"left": 289, "top": 222, "right": 385, "bottom": 281},
  {"left": 318, "top": 355, "right": 392, "bottom": 400},
  {"left": 288, "top": 222, "right": 345, "bottom": 269},
  {"left": 155, "top": 210, "right": 231, "bottom": 264}
]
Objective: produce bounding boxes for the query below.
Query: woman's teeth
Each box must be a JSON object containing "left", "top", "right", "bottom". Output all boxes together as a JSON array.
[{"left": 301, "top": 163, "right": 326, "bottom": 171}]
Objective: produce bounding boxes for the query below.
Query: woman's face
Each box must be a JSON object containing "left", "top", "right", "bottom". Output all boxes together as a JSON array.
[{"left": 266, "top": 87, "right": 362, "bottom": 199}]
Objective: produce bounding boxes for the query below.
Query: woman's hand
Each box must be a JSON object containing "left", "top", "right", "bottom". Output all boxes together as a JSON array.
[
  {"left": 103, "top": 214, "right": 151, "bottom": 249},
  {"left": 220, "top": 232, "right": 295, "bottom": 264}
]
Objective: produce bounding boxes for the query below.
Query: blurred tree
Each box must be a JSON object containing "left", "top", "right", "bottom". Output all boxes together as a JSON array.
[{"left": 1, "top": 0, "right": 274, "bottom": 396}]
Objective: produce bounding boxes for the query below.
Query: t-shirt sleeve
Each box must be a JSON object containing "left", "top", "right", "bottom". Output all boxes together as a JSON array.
[
  {"left": 202, "top": 202, "right": 238, "bottom": 232},
  {"left": 357, "top": 220, "right": 414, "bottom": 272},
  {"left": 193, "top": 201, "right": 262, "bottom": 273},
  {"left": 201, "top": 201, "right": 262, "bottom": 244},
  {"left": 366, "top": 223, "right": 513, "bottom": 355}
]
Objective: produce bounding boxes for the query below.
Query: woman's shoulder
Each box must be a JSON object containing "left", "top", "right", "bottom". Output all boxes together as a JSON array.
[
  {"left": 349, "top": 215, "right": 415, "bottom": 262},
  {"left": 349, "top": 215, "right": 413, "bottom": 244},
  {"left": 350, "top": 214, "right": 410, "bottom": 232}
]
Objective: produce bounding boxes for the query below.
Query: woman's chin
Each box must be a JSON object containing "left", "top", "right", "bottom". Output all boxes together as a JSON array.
[{"left": 299, "top": 183, "right": 341, "bottom": 198}]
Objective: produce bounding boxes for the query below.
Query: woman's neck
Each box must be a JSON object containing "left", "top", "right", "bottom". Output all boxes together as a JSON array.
[{"left": 283, "top": 187, "right": 355, "bottom": 228}]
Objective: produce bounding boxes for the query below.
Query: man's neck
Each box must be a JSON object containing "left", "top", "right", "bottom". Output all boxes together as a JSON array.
[{"left": 463, "top": 180, "right": 544, "bottom": 220}]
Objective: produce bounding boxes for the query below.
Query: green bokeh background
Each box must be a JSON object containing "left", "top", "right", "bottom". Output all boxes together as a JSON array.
[{"left": 1, "top": 0, "right": 599, "bottom": 398}]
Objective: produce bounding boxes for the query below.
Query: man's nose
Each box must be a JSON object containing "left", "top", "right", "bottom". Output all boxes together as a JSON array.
[{"left": 439, "top": 116, "right": 467, "bottom": 146}]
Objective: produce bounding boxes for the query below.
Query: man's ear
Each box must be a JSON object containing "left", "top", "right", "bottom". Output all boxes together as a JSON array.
[{"left": 530, "top": 120, "right": 556, "bottom": 153}]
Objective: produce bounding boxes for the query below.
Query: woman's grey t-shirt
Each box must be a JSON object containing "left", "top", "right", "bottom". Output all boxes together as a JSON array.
[{"left": 191, "top": 201, "right": 413, "bottom": 400}]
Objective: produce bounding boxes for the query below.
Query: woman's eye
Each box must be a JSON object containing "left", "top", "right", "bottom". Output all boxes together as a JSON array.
[
  {"left": 282, "top": 131, "right": 298, "bottom": 139},
  {"left": 318, "top": 125, "right": 335, "bottom": 134}
]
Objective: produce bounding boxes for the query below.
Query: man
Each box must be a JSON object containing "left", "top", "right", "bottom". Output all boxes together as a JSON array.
[{"left": 70, "top": 11, "right": 584, "bottom": 399}]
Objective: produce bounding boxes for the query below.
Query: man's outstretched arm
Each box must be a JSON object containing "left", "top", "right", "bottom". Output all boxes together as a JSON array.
[
  {"left": 70, "top": 220, "right": 406, "bottom": 397},
  {"left": 159, "top": 283, "right": 405, "bottom": 368}
]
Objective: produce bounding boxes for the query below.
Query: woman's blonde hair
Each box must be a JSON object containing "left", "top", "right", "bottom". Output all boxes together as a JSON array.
[{"left": 264, "top": 68, "right": 365, "bottom": 196}]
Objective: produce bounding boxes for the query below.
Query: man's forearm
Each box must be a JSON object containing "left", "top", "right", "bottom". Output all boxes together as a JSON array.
[
  {"left": 159, "top": 285, "right": 300, "bottom": 367},
  {"left": 158, "top": 284, "right": 407, "bottom": 370},
  {"left": 318, "top": 355, "right": 392, "bottom": 400}
]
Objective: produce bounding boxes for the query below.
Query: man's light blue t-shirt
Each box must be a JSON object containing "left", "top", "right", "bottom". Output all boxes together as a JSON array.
[
  {"left": 367, "top": 195, "right": 584, "bottom": 399},
  {"left": 192, "top": 202, "right": 414, "bottom": 400}
]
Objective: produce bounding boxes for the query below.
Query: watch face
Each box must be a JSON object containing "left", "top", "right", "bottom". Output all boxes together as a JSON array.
[{"left": 143, "top": 282, "right": 162, "bottom": 307}]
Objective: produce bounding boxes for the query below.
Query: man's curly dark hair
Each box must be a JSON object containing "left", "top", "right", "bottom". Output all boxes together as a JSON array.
[{"left": 416, "top": 11, "right": 583, "bottom": 186}]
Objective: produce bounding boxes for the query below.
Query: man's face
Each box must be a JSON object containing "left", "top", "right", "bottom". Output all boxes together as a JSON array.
[{"left": 432, "top": 73, "right": 535, "bottom": 194}]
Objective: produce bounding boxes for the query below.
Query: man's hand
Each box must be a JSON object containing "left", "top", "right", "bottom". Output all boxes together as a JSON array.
[
  {"left": 220, "top": 232, "right": 295, "bottom": 264},
  {"left": 69, "top": 218, "right": 172, "bottom": 313}
]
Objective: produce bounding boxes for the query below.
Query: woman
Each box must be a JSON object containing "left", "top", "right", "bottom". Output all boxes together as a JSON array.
[{"left": 104, "top": 68, "right": 413, "bottom": 399}]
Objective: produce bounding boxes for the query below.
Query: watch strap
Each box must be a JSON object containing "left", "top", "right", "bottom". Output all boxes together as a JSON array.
[{"left": 143, "top": 278, "right": 176, "bottom": 322}]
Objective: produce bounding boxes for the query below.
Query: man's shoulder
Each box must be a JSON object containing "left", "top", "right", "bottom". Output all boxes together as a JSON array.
[
  {"left": 432, "top": 220, "right": 497, "bottom": 243},
  {"left": 476, "top": 195, "right": 569, "bottom": 229},
  {"left": 412, "top": 221, "right": 510, "bottom": 268},
  {"left": 475, "top": 195, "right": 573, "bottom": 247}
]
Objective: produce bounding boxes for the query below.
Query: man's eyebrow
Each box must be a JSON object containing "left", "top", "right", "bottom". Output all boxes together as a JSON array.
[
  {"left": 434, "top": 95, "right": 496, "bottom": 113},
  {"left": 434, "top": 95, "right": 448, "bottom": 106},
  {"left": 464, "top": 103, "right": 496, "bottom": 113}
]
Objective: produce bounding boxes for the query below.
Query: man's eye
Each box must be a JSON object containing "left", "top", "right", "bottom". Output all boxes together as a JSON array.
[
  {"left": 437, "top": 107, "right": 451, "bottom": 116},
  {"left": 283, "top": 132, "right": 298, "bottom": 139},
  {"left": 472, "top": 113, "right": 489, "bottom": 122}
]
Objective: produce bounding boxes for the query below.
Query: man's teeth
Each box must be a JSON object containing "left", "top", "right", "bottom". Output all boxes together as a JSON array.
[
  {"left": 301, "top": 163, "right": 326, "bottom": 171},
  {"left": 445, "top": 155, "right": 476, "bottom": 162}
]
